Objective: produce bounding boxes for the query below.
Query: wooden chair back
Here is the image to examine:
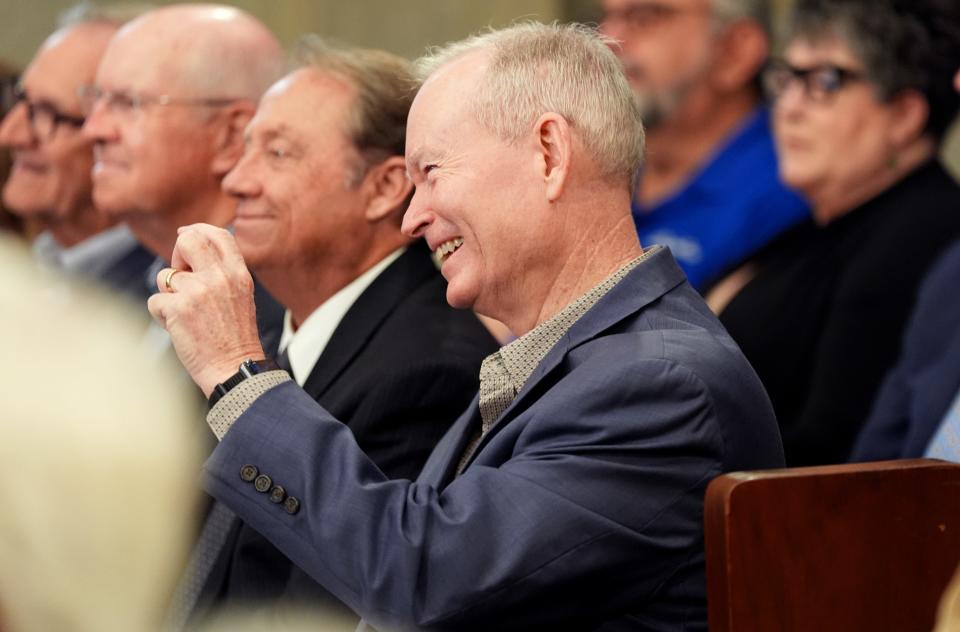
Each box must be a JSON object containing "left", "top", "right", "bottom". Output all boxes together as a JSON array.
[{"left": 705, "top": 459, "right": 960, "bottom": 631}]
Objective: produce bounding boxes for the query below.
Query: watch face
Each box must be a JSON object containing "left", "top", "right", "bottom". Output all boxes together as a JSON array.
[
  {"left": 241, "top": 358, "right": 279, "bottom": 377},
  {"left": 239, "top": 360, "right": 257, "bottom": 379}
]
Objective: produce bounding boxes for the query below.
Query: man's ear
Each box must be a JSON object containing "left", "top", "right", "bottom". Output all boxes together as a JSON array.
[
  {"left": 534, "top": 112, "right": 572, "bottom": 202},
  {"left": 711, "top": 20, "right": 769, "bottom": 93},
  {"left": 211, "top": 102, "right": 256, "bottom": 177},
  {"left": 362, "top": 155, "right": 414, "bottom": 223},
  {"left": 885, "top": 89, "right": 930, "bottom": 148}
]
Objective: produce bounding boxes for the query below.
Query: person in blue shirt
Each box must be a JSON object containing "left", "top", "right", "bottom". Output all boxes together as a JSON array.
[{"left": 600, "top": 0, "right": 809, "bottom": 289}]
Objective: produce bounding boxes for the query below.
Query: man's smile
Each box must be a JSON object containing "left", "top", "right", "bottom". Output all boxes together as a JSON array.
[{"left": 434, "top": 236, "right": 463, "bottom": 265}]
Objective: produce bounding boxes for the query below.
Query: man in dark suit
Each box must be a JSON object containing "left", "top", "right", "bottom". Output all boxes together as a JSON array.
[
  {"left": 179, "top": 40, "right": 498, "bottom": 624},
  {"left": 0, "top": 9, "right": 153, "bottom": 301},
  {"left": 151, "top": 23, "right": 783, "bottom": 630}
]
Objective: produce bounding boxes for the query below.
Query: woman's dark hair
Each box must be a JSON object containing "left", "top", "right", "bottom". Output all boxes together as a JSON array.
[{"left": 787, "top": 0, "right": 960, "bottom": 141}]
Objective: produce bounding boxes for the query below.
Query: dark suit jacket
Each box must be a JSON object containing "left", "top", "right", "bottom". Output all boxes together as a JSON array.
[
  {"left": 99, "top": 241, "right": 156, "bottom": 303},
  {"left": 850, "top": 240, "right": 960, "bottom": 460},
  {"left": 196, "top": 242, "right": 498, "bottom": 618},
  {"left": 202, "top": 247, "right": 783, "bottom": 631}
]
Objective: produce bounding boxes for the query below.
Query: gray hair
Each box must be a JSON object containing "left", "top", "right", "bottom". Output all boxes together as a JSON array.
[
  {"left": 415, "top": 22, "right": 645, "bottom": 190},
  {"left": 294, "top": 36, "right": 417, "bottom": 185}
]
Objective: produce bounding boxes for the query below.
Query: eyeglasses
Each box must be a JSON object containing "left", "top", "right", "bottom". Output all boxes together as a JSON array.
[
  {"left": 763, "top": 60, "right": 866, "bottom": 103},
  {"left": 9, "top": 85, "right": 86, "bottom": 141},
  {"left": 76, "top": 85, "right": 238, "bottom": 118}
]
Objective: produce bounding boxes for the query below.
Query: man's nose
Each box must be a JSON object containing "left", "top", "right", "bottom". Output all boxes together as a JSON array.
[
  {"left": 401, "top": 188, "right": 432, "bottom": 238},
  {"left": 80, "top": 99, "right": 116, "bottom": 142},
  {"left": 0, "top": 102, "right": 36, "bottom": 149},
  {"left": 598, "top": 11, "right": 627, "bottom": 45},
  {"left": 222, "top": 152, "right": 260, "bottom": 199}
]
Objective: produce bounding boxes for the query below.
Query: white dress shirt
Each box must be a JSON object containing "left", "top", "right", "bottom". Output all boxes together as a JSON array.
[{"left": 278, "top": 248, "right": 405, "bottom": 385}]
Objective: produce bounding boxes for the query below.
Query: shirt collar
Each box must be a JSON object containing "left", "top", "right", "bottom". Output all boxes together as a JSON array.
[
  {"left": 33, "top": 225, "right": 139, "bottom": 279},
  {"left": 279, "top": 247, "right": 406, "bottom": 385},
  {"left": 494, "top": 246, "right": 659, "bottom": 395}
]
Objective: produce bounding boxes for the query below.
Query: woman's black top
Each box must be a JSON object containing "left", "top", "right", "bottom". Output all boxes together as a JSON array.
[{"left": 718, "top": 160, "right": 960, "bottom": 465}]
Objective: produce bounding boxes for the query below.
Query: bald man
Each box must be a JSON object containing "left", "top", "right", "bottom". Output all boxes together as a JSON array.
[
  {"left": 0, "top": 10, "right": 153, "bottom": 299},
  {"left": 81, "top": 4, "right": 285, "bottom": 343}
]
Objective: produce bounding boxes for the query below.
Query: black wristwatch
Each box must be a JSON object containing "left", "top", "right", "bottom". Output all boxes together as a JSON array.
[{"left": 208, "top": 358, "right": 281, "bottom": 409}]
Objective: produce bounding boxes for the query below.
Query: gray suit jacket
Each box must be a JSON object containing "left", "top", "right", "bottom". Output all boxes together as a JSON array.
[
  {"left": 194, "top": 243, "right": 497, "bottom": 620},
  {"left": 202, "top": 247, "right": 783, "bottom": 630}
]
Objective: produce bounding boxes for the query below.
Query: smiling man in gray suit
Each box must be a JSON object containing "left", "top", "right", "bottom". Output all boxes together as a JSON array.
[{"left": 150, "top": 22, "right": 782, "bottom": 631}]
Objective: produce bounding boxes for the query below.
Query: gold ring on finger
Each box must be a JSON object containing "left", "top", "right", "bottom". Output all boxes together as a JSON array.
[{"left": 163, "top": 268, "right": 180, "bottom": 293}]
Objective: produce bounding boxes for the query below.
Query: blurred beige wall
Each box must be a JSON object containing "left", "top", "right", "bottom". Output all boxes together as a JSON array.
[
  {"left": 0, "top": 0, "right": 565, "bottom": 67},
  {"left": 0, "top": 0, "right": 957, "bottom": 173}
]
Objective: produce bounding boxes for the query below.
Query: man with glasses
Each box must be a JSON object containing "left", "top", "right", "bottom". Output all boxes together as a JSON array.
[
  {"left": 600, "top": 0, "right": 809, "bottom": 290},
  {"left": 0, "top": 8, "right": 153, "bottom": 299},
  {"left": 82, "top": 4, "right": 286, "bottom": 344}
]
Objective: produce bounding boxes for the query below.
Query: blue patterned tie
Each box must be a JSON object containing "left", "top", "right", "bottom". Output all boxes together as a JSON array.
[{"left": 924, "top": 386, "right": 960, "bottom": 462}]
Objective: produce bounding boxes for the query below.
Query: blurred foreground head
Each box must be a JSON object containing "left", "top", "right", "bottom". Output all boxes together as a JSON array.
[{"left": 0, "top": 236, "right": 203, "bottom": 631}]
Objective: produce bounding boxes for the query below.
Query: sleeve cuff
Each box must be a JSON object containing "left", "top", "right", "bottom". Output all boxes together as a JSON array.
[{"left": 206, "top": 370, "right": 291, "bottom": 440}]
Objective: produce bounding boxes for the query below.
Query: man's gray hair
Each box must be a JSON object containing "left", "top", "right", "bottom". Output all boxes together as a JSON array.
[{"left": 416, "top": 22, "right": 645, "bottom": 190}]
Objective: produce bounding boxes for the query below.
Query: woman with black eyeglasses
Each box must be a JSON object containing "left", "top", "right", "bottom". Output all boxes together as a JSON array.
[{"left": 705, "top": 0, "right": 960, "bottom": 466}]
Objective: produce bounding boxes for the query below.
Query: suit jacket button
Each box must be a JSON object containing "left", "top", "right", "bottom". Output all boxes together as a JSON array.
[
  {"left": 269, "top": 485, "right": 286, "bottom": 504},
  {"left": 284, "top": 496, "right": 300, "bottom": 515},
  {"left": 254, "top": 474, "right": 272, "bottom": 493},
  {"left": 240, "top": 464, "right": 258, "bottom": 482}
]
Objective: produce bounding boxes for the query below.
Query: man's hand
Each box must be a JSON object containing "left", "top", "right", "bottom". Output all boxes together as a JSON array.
[{"left": 147, "top": 223, "right": 265, "bottom": 397}]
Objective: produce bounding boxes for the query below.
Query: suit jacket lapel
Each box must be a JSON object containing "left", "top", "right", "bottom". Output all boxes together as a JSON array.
[
  {"left": 456, "top": 247, "right": 688, "bottom": 470},
  {"left": 301, "top": 242, "right": 438, "bottom": 401},
  {"left": 421, "top": 398, "right": 483, "bottom": 490}
]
